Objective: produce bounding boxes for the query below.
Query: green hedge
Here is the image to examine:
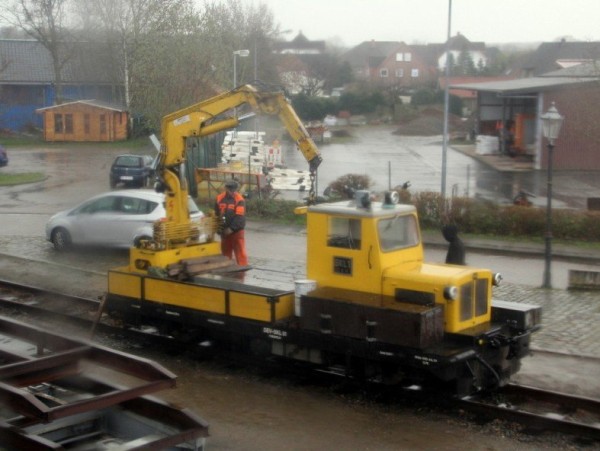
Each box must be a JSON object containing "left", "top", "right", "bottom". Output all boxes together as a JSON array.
[
  {"left": 239, "top": 191, "right": 600, "bottom": 243},
  {"left": 412, "top": 192, "right": 600, "bottom": 242}
]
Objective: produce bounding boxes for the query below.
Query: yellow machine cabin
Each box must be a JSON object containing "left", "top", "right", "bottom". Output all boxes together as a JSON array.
[{"left": 299, "top": 194, "right": 499, "bottom": 334}]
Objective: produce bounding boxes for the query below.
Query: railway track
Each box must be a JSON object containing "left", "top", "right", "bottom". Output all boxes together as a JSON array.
[
  {"left": 460, "top": 383, "right": 600, "bottom": 442},
  {"left": 1, "top": 278, "right": 600, "bottom": 444},
  {"left": 0, "top": 278, "right": 188, "bottom": 354}
]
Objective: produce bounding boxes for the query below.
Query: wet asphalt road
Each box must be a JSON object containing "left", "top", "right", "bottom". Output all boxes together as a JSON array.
[
  {"left": 3, "top": 125, "right": 600, "bottom": 213},
  {"left": 280, "top": 125, "right": 600, "bottom": 209}
]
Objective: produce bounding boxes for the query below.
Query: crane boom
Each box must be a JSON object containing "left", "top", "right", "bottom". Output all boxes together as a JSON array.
[{"left": 156, "top": 85, "right": 322, "bottom": 228}]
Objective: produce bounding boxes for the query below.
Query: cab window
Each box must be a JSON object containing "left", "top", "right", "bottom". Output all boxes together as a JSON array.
[
  {"left": 327, "top": 217, "right": 361, "bottom": 250},
  {"left": 378, "top": 214, "right": 418, "bottom": 251}
]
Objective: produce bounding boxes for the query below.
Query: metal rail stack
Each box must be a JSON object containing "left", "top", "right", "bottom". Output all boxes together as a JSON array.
[{"left": 0, "top": 315, "right": 208, "bottom": 450}]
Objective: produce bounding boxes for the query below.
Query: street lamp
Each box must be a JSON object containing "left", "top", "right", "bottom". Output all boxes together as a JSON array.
[
  {"left": 441, "top": 0, "right": 452, "bottom": 201},
  {"left": 233, "top": 49, "right": 250, "bottom": 89},
  {"left": 540, "top": 102, "right": 564, "bottom": 289}
]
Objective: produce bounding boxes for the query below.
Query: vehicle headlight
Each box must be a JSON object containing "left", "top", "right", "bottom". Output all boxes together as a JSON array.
[
  {"left": 443, "top": 285, "right": 458, "bottom": 301},
  {"left": 493, "top": 273, "right": 503, "bottom": 286}
]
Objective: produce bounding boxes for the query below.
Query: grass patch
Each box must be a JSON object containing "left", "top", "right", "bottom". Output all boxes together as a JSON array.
[
  {"left": 0, "top": 172, "right": 46, "bottom": 186},
  {"left": 0, "top": 135, "right": 45, "bottom": 147}
]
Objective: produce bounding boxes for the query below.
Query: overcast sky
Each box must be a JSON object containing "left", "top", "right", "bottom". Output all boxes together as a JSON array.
[{"left": 249, "top": 0, "right": 600, "bottom": 47}]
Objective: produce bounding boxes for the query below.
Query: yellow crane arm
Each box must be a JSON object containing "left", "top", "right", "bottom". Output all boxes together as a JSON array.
[
  {"left": 160, "top": 84, "right": 321, "bottom": 170},
  {"left": 157, "top": 84, "right": 323, "bottom": 225}
]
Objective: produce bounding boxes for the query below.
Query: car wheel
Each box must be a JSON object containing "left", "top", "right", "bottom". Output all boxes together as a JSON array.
[
  {"left": 52, "top": 228, "right": 72, "bottom": 251},
  {"left": 134, "top": 235, "right": 152, "bottom": 248}
]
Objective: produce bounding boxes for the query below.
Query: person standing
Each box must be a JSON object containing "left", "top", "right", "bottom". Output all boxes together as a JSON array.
[
  {"left": 215, "top": 179, "right": 248, "bottom": 266},
  {"left": 442, "top": 224, "right": 466, "bottom": 265}
]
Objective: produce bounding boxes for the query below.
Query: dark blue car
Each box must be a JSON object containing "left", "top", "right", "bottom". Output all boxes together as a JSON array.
[
  {"left": 109, "top": 154, "right": 154, "bottom": 188},
  {"left": 0, "top": 145, "right": 8, "bottom": 167}
]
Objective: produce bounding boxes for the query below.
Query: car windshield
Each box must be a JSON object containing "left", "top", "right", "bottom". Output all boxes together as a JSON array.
[{"left": 115, "top": 156, "right": 142, "bottom": 167}]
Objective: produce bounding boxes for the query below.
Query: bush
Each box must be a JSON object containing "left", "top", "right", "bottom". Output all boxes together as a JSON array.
[
  {"left": 411, "top": 191, "right": 600, "bottom": 241},
  {"left": 238, "top": 187, "right": 600, "bottom": 243},
  {"left": 325, "top": 174, "right": 374, "bottom": 199}
]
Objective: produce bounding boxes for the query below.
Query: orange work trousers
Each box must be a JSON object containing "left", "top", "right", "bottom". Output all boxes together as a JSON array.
[{"left": 221, "top": 229, "right": 248, "bottom": 266}]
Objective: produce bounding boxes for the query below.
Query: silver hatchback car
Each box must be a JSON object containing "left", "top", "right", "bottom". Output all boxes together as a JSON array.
[{"left": 46, "top": 190, "right": 204, "bottom": 251}]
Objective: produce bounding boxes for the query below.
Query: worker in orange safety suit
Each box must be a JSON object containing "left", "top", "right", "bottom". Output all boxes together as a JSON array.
[{"left": 215, "top": 179, "right": 248, "bottom": 266}]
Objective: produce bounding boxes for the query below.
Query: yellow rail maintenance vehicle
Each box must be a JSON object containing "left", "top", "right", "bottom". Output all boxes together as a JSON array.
[{"left": 106, "top": 85, "right": 541, "bottom": 396}]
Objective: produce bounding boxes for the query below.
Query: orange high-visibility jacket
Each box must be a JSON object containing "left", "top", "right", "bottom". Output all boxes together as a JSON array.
[{"left": 215, "top": 191, "right": 246, "bottom": 232}]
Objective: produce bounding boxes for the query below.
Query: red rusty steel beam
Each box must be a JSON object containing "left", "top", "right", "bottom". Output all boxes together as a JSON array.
[
  {"left": 0, "top": 316, "right": 83, "bottom": 352},
  {"left": 0, "top": 420, "right": 62, "bottom": 450},
  {"left": 45, "top": 380, "right": 176, "bottom": 422},
  {"left": 0, "top": 316, "right": 207, "bottom": 450},
  {"left": 1, "top": 397, "right": 209, "bottom": 450},
  {"left": 0, "top": 349, "right": 30, "bottom": 364},
  {"left": 0, "top": 318, "right": 176, "bottom": 422},
  {"left": 86, "top": 345, "right": 178, "bottom": 382},
  {"left": 0, "top": 381, "right": 50, "bottom": 420},
  {"left": 0, "top": 347, "right": 89, "bottom": 379}
]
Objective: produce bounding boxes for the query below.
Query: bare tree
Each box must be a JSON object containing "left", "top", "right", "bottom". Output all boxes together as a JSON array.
[
  {"left": 75, "top": 0, "right": 282, "bottom": 131},
  {"left": 1, "top": 0, "right": 73, "bottom": 104},
  {"left": 78, "top": 0, "right": 206, "bottom": 130}
]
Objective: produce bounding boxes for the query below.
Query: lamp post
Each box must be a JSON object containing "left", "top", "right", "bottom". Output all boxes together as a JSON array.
[
  {"left": 441, "top": 0, "right": 452, "bottom": 201},
  {"left": 540, "top": 102, "right": 564, "bottom": 289},
  {"left": 233, "top": 49, "right": 250, "bottom": 89}
]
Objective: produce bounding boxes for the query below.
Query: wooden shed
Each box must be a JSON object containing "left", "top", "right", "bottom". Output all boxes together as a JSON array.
[{"left": 36, "top": 100, "right": 128, "bottom": 142}]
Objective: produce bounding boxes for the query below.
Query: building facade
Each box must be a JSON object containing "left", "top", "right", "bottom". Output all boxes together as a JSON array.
[{"left": 0, "top": 39, "right": 123, "bottom": 131}]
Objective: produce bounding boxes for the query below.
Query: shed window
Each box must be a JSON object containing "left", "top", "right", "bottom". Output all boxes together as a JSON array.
[
  {"left": 100, "top": 114, "right": 106, "bottom": 134},
  {"left": 411, "top": 68, "right": 419, "bottom": 78},
  {"left": 54, "top": 114, "right": 63, "bottom": 133},
  {"left": 65, "top": 114, "right": 73, "bottom": 134},
  {"left": 404, "top": 53, "right": 412, "bottom": 62},
  {"left": 379, "top": 68, "right": 388, "bottom": 78},
  {"left": 395, "top": 69, "right": 404, "bottom": 78},
  {"left": 84, "top": 114, "right": 90, "bottom": 134}
]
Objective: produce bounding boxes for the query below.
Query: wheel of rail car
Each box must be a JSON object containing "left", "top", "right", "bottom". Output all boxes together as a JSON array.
[{"left": 51, "top": 227, "right": 72, "bottom": 251}]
